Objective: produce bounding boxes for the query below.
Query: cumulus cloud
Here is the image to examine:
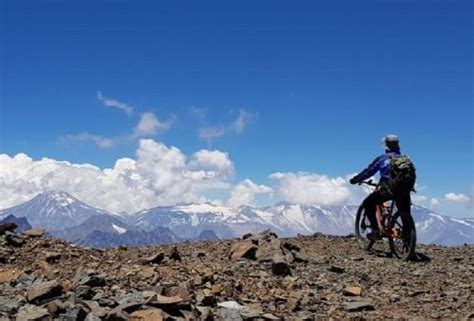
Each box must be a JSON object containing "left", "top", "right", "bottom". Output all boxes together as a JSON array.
[
  {"left": 59, "top": 133, "right": 116, "bottom": 149},
  {"left": 134, "top": 112, "right": 172, "bottom": 137},
  {"left": 269, "top": 172, "right": 355, "bottom": 206},
  {"left": 97, "top": 91, "right": 133, "bottom": 115},
  {"left": 412, "top": 195, "right": 428, "bottom": 204},
  {"left": 0, "top": 139, "right": 234, "bottom": 213},
  {"left": 445, "top": 193, "right": 470, "bottom": 203},
  {"left": 228, "top": 179, "right": 273, "bottom": 206}
]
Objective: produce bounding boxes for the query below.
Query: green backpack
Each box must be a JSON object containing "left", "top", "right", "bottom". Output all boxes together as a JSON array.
[{"left": 389, "top": 154, "right": 416, "bottom": 193}]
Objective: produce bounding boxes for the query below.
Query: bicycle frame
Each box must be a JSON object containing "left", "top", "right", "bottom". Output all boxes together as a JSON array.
[
  {"left": 376, "top": 201, "right": 401, "bottom": 239},
  {"left": 360, "top": 180, "right": 401, "bottom": 239}
]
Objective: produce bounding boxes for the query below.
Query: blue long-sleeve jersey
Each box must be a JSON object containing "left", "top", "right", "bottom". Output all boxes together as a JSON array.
[{"left": 353, "top": 151, "right": 401, "bottom": 184}]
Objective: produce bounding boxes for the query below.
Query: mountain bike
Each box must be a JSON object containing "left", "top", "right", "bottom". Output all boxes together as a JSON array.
[{"left": 354, "top": 180, "right": 417, "bottom": 260}]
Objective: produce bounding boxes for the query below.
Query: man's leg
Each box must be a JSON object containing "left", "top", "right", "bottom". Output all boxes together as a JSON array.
[
  {"left": 395, "top": 192, "right": 411, "bottom": 214},
  {"left": 362, "top": 191, "right": 387, "bottom": 233},
  {"left": 395, "top": 192, "right": 412, "bottom": 238}
]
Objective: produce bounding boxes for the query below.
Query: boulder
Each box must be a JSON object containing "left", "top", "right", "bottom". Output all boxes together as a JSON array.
[
  {"left": 141, "top": 253, "right": 165, "bottom": 265},
  {"left": 27, "top": 280, "right": 63, "bottom": 303},
  {"left": 256, "top": 238, "right": 283, "bottom": 263},
  {"left": 16, "top": 305, "right": 50, "bottom": 321},
  {"left": 271, "top": 253, "right": 291, "bottom": 276},
  {"left": 229, "top": 240, "right": 257, "bottom": 262},
  {"left": 23, "top": 228, "right": 46, "bottom": 238}
]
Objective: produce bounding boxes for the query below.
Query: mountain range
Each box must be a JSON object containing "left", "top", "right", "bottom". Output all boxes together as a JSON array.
[{"left": 0, "top": 190, "right": 472, "bottom": 247}]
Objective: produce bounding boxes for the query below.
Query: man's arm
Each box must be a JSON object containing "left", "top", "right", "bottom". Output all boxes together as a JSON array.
[{"left": 350, "top": 156, "right": 383, "bottom": 184}]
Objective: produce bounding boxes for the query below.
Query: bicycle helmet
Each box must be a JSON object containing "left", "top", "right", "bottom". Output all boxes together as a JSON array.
[{"left": 381, "top": 134, "right": 400, "bottom": 152}]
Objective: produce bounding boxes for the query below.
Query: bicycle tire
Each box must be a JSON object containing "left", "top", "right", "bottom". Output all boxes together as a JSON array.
[
  {"left": 355, "top": 204, "right": 375, "bottom": 251},
  {"left": 389, "top": 211, "right": 417, "bottom": 260}
]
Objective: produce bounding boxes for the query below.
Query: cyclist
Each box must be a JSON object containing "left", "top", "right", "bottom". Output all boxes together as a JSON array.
[{"left": 349, "top": 135, "right": 416, "bottom": 240}]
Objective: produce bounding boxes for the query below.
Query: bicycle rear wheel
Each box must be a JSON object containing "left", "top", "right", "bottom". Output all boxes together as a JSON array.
[
  {"left": 355, "top": 204, "right": 375, "bottom": 251},
  {"left": 389, "top": 211, "right": 416, "bottom": 260}
]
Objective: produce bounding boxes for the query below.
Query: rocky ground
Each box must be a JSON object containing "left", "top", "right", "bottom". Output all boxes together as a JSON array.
[{"left": 0, "top": 224, "right": 473, "bottom": 320}]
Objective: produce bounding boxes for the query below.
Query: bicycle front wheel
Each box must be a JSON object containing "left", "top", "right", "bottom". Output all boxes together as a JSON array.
[{"left": 355, "top": 204, "right": 374, "bottom": 251}]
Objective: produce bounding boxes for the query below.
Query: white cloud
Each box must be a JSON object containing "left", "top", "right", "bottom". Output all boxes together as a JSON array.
[
  {"left": 199, "top": 127, "right": 226, "bottom": 142},
  {"left": 230, "top": 110, "right": 256, "bottom": 134},
  {"left": 0, "top": 139, "right": 234, "bottom": 213},
  {"left": 198, "top": 109, "right": 257, "bottom": 142},
  {"left": 269, "top": 172, "right": 354, "bottom": 206},
  {"left": 445, "top": 193, "right": 470, "bottom": 203},
  {"left": 97, "top": 91, "right": 133, "bottom": 115},
  {"left": 59, "top": 132, "right": 116, "bottom": 149},
  {"left": 430, "top": 198, "right": 440, "bottom": 208},
  {"left": 412, "top": 195, "right": 428, "bottom": 204},
  {"left": 134, "top": 112, "right": 172, "bottom": 137},
  {"left": 228, "top": 179, "right": 273, "bottom": 206}
]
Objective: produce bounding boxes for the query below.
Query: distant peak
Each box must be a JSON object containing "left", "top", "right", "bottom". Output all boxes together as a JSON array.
[{"left": 35, "top": 190, "right": 78, "bottom": 206}]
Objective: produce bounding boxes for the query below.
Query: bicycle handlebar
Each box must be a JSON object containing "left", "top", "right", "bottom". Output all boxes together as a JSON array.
[
  {"left": 359, "top": 179, "right": 417, "bottom": 193},
  {"left": 359, "top": 179, "right": 378, "bottom": 187}
]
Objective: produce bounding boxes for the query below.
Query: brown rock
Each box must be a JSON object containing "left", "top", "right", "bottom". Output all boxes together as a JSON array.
[
  {"left": 27, "top": 280, "right": 63, "bottom": 303},
  {"left": 211, "top": 284, "right": 222, "bottom": 295},
  {"left": 0, "top": 269, "right": 22, "bottom": 283},
  {"left": 148, "top": 294, "right": 186, "bottom": 307},
  {"left": 35, "top": 260, "right": 57, "bottom": 280},
  {"left": 138, "top": 267, "right": 155, "bottom": 279},
  {"left": 344, "top": 287, "right": 362, "bottom": 296},
  {"left": 142, "top": 253, "right": 165, "bottom": 265},
  {"left": 163, "top": 286, "right": 191, "bottom": 301},
  {"left": 23, "top": 228, "right": 46, "bottom": 238},
  {"left": 256, "top": 238, "right": 283, "bottom": 262},
  {"left": 46, "top": 299, "right": 65, "bottom": 316},
  {"left": 271, "top": 253, "right": 291, "bottom": 276},
  {"left": 17, "top": 305, "right": 50, "bottom": 321},
  {"left": 229, "top": 239, "right": 257, "bottom": 262},
  {"left": 128, "top": 309, "right": 165, "bottom": 321}
]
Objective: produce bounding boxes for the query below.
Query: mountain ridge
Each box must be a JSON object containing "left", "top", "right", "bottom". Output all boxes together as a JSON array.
[{"left": 0, "top": 190, "right": 472, "bottom": 247}]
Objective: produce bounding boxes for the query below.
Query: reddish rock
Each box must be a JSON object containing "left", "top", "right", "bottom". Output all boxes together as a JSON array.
[{"left": 229, "top": 240, "right": 257, "bottom": 262}]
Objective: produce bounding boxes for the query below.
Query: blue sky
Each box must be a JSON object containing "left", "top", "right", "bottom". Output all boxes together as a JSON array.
[{"left": 0, "top": 0, "right": 472, "bottom": 216}]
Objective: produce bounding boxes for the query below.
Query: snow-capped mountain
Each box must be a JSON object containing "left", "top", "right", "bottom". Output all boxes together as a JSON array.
[
  {"left": 1, "top": 191, "right": 472, "bottom": 246},
  {"left": 411, "top": 206, "right": 473, "bottom": 246},
  {"left": 0, "top": 191, "right": 110, "bottom": 231},
  {"left": 128, "top": 202, "right": 473, "bottom": 246}
]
